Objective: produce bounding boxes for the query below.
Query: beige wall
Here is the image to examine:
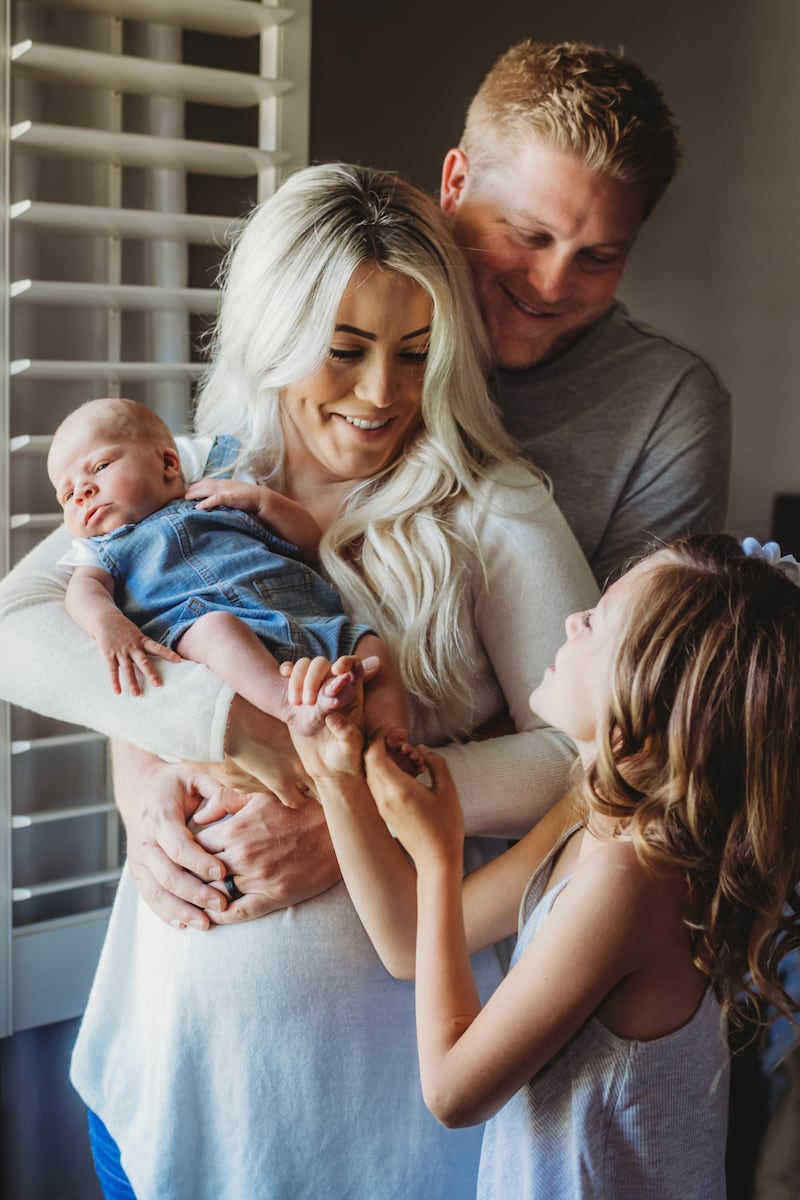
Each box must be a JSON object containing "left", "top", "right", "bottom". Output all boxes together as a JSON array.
[{"left": 311, "top": 0, "right": 800, "bottom": 543}]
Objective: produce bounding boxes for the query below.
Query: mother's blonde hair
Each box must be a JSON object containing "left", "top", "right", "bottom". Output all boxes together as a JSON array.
[{"left": 195, "top": 163, "right": 529, "bottom": 733}]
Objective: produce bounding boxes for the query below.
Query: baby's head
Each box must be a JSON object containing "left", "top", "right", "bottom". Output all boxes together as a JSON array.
[
  {"left": 49, "top": 397, "right": 185, "bottom": 538},
  {"left": 571, "top": 533, "right": 800, "bottom": 1015}
]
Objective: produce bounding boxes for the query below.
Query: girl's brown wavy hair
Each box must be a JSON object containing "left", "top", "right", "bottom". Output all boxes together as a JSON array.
[{"left": 580, "top": 534, "right": 800, "bottom": 1025}]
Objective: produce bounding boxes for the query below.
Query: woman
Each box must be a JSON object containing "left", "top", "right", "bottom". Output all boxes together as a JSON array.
[{"left": 0, "top": 164, "right": 597, "bottom": 1199}]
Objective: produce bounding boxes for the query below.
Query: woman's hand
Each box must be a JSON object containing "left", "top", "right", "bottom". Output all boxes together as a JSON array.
[
  {"left": 184, "top": 477, "right": 269, "bottom": 515},
  {"left": 112, "top": 742, "right": 231, "bottom": 930},
  {"left": 365, "top": 733, "right": 465, "bottom": 869},
  {"left": 191, "top": 786, "right": 342, "bottom": 922}
]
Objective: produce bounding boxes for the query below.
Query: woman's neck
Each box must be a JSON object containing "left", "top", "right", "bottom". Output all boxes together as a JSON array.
[{"left": 281, "top": 466, "right": 354, "bottom": 534}]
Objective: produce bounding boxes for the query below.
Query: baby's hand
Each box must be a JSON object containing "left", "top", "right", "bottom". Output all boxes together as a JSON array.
[
  {"left": 185, "top": 478, "right": 271, "bottom": 515},
  {"left": 95, "top": 613, "right": 182, "bottom": 697},
  {"left": 365, "top": 731, "right": 464, "bottom": 867}
]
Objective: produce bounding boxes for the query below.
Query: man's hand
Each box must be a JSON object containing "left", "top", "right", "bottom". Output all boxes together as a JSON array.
[
  {"left": 192, "top": 786, "right": 342, "bottom": 922},
  {"left": 113, "top": 744, "right": 231, "bottom": 930}
]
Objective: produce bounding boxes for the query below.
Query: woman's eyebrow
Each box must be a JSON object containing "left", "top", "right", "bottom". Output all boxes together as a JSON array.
[
  {"left": 335, "top": 323, "right": 376, "bottom": 340},
  {"left": 334, "top": 323, "right": 431, "bottom": 341}
]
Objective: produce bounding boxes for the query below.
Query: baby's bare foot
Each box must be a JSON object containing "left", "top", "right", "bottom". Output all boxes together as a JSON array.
[{"left": 285, "top": 668, "right": 364, "bottom": 737}]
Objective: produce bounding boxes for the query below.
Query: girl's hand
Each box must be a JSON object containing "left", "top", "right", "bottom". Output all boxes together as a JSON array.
[{"left": 365, "top": 731, "right": 465, "bottom": 868}]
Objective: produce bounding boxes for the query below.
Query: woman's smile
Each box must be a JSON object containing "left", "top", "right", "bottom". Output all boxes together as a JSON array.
[{"left": 280, "top": 262, "right": 432, "bottom": 486}]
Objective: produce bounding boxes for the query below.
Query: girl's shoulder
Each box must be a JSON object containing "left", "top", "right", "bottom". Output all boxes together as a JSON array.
[
  {"left": 569, "top": 836, "right": 706, "bottom": 1040},
  {"left": 564, "top": 835, "right": 691, "bottom": 969}
]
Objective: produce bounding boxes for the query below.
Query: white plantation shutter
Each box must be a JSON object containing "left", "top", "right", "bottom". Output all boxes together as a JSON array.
[{"left": 0, "top": 0, "right": 310, "bottom": 1035}]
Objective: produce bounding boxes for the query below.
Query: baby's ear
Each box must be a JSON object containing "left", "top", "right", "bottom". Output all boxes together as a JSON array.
[{"left": 163, "top": 446, "right": 182, "bottom": 480}]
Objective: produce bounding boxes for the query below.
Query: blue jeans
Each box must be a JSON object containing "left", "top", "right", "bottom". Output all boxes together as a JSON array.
[{"left": 87, "top": 1110, "right": 137, "bottom": 1200}]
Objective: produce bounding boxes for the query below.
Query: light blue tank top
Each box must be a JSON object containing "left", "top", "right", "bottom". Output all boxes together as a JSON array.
[{"left": 477, "top": 828, "right": 730, "bottom": 1199}]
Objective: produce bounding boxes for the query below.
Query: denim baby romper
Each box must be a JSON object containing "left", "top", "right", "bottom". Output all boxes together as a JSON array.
[{"left": 91, "top": 435, "right": 373, "bottom": 662}]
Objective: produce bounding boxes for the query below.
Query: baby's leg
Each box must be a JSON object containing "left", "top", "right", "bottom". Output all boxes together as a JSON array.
[
  {"left": 180, "top": 613, "right": 362, "bottom": 735},
  {"left": 356, "top": 634, "right": 424, "bottom": 777},
  {"left": 177, "top": 612, "right": 288, "bottom": 719}
]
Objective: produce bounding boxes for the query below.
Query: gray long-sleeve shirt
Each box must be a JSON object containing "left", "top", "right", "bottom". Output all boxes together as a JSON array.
[{"left": 493, "top": 301, "right": 731, "bottom": 586}]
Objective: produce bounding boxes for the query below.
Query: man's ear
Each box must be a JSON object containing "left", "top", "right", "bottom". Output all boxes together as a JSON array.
[
  {"left": 163, "top": 446, "right": 182, "bottom": 480},
  {"left": 440, "top": 147, "right": 470, "bottom": 216}
]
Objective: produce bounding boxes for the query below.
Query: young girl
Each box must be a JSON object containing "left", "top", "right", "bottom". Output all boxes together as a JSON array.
[{"left": 282, "top": 533, "right": 800, "bottom": 1199}]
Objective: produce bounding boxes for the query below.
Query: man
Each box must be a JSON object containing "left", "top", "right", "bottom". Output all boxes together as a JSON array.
[{"left": 441, "top": 40, "right": 730, "bottom": 583}]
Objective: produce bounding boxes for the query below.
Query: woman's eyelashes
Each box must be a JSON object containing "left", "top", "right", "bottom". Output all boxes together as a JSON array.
[{"left": 327, "top": 346, "right": 429, "bottom": 364}]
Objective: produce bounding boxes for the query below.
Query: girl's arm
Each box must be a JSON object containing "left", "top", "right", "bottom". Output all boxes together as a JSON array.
[
  {"left": 362, "top": 737, "right": 575, "bottom": 969},
  {"left": 396, "top": 828, "right": 655, "bottom": 1129},
  {"left": 65, "top": 566, "right": 181, "bottom": 696},
  {"left": 282, "top": 659, "right": 421, "bottom": 975},
  {"left": 285, "top": 655, "right": 574, "bottom": 976},
  {"left": 185, "top": 477, "right": 322, "bottom": 563}
]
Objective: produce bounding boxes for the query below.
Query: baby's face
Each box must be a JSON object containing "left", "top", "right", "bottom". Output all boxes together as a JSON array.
[{"left": 49, "top": 412, "right": 176, "bottom": 537}]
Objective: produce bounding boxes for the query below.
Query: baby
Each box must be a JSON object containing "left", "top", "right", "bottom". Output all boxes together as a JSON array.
[{"left": 47, "top": 397, "right": 411, "bottom": 743}]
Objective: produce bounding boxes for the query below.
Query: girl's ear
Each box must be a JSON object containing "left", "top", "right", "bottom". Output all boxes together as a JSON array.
[{"left": 163, "top": 446, "right": 182, "bottom": 480}]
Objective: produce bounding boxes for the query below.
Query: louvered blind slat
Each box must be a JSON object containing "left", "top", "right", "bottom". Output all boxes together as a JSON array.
[
  {"left": 12, "top": 359, "right": 202, "bottom": 380},
  {"left": 11, "top": 200, "right": 238, "bottom": 244},
  {"left": 11, "top": 279, "right": 219, "bottom": 312},
  {"left": 1, "top": 0, "right": 310, "bottom": 1037},
  {"left": 23, "top": 0, "right": 293, "bottom": 38},
  {"left": 13, "top": 40, "right": 291, "bottom": 107},
  {"left": 11, "top": 120, "right": 287, "bottom": 176}
]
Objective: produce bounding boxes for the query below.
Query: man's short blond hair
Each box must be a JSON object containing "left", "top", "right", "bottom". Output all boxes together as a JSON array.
[{"left": 462, "top": 40, "right": 681, "bottom": 218}]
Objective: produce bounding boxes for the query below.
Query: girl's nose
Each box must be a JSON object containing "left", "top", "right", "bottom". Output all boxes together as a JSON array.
[{"left": 565, "top": 610, "right": 583, "bottom": 637}]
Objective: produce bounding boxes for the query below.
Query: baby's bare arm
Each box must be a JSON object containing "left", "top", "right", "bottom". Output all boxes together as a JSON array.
[
  {"left": 65, "top": 566, "right": 181, "bottom": 696},
  {"left": 185, "top": 478, "right": 322, "bottom": 563}
]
